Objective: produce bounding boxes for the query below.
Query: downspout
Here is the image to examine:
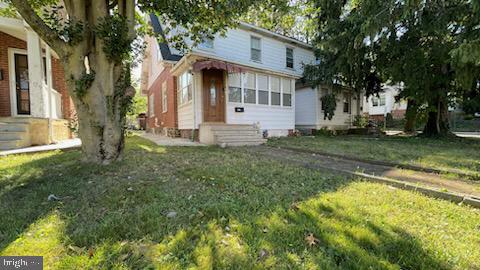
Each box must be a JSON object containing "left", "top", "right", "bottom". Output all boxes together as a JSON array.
[{"left": 191, "top": 67, "right": 196, "bottom": 142}]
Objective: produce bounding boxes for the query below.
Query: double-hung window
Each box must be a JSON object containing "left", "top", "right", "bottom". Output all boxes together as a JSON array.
[
  {"left": 228, "top": 73, "right": 242, "bottom": 103},
  {"left": 286, "top": 47, "right": 294, "bottom": 69},
  {"left": 258, "top": 74, "right": 269, "bottom": 105},
  {"left": 271, "top": 76, "right": 281, "bottom": 106},
  {"left": 379, "top": 94, "right": 386, "bottom": 106},
  {"left": 251, "top": 36, "right": 261, "bottom": 62},
  {"left": 243, "top": 72, "right": 256, "bottom": 104},
  {"left": 343, "top": 94, "right": 350, "bottom": 113},
  {"left": 178, "top": 72, "right": 192, "bottom": 105},
  {"left": 162, "top": 81, "right": 168, "bottom": 112},
  {"left": 282, "top": 78, "right": 292, "bottom": 106}
]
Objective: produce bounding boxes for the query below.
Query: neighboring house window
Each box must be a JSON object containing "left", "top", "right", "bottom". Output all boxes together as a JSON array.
[
  {"left": 199, "top": 37, "right": 214, "bottom": 49},
  {"left": 282, "top": 78, "right": 292, "bottom": 106},
  {"left": 228, "top": 73, "right": 242, "bottom": 103},
  {"left": 250, "top": 36, "right": 261, "bottom": 62},
  {"left": 379, "top": 94, "right": 386, "bottom": 106},
  {"left": 149, "top": 94, "right": 155, "bottom": 116},
  {"left": 178, "top": 71, "right": 192, "bottom": 105},
  {"left": 244, "top": 72, "right": 256, "bottom": 104},
  {"left": 372, "top": 96, "right": 379, "bottom": 107},
  {"left": 286, "top": 47, "right": 294, "bottom": 69},
  {"left": 162, "top": 81, "right": 168, "bottom": 112},
  {"left": 271, "top": 76, "right": 281, "bottom": 106},
  {"left": 258, "top": 74, "right": 269, "bottom": 105},
  {"left": 343, "top": 94, "right": 350, "bottom": 113}
]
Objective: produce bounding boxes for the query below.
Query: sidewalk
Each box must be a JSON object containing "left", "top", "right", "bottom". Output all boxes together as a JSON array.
[
  {"left": 141, "top": 132, "right": 206, "bottom": 146},
  {"left": 0, "top": 138, "right": 81, "bottom": 156}
]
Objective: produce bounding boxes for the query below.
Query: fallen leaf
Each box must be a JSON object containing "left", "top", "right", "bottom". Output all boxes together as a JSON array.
[{"left": 305, "top": 233, "right": 319, "bottom": 247}]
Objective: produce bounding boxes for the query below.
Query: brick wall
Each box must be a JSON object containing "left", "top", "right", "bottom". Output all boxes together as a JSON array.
[
  {"left": 0, "top": 31, "right": 74, "bottom": 119},
  {"left": 0, "top": 31, "right": 27, "bottom": 117},
  {"left": 146, "top": 65, "right": 178, "bottom": 134}
]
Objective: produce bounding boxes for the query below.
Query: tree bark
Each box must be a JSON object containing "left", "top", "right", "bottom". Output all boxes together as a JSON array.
[
  {"left": 403, "top": 99, "right": 417, "bottom": 133},
  {"left": 422, "top": 96, "right": 451, "bottom": 137}
]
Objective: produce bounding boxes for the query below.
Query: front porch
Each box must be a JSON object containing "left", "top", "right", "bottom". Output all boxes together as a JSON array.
[
  {"left": 171, "top": 54, "right": 296, "bottom": 145},
  {"left": 0, "top": 16, "right": 72, "bottom": 149}
]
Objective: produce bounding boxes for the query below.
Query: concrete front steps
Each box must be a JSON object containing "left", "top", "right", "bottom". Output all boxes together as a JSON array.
[
  {"left": 199, "top": 123, "right": 267, "bottom": 146},
  {"left": 0, "top": 120, "right": 31, "bottom": 150}
]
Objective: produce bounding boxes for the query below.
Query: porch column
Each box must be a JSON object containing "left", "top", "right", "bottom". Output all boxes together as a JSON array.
[{"left": 26, "top": 27, "right": 46, "bottom": 118}]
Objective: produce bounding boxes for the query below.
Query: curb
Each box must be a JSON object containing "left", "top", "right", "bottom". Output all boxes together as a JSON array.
[
  {"left": 352, "top": 171, "right": 480, "bottom": 209},
  {"left": 275, "top": 146, "right": 479, "bottom": 180}
]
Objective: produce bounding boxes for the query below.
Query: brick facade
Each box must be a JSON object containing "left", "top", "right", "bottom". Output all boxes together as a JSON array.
[
  {"left": 146, "top": 65, "right": 178, "bottom": 135},
  {"left": 0, "top": 31, "right": 73, "bottom": 119}
]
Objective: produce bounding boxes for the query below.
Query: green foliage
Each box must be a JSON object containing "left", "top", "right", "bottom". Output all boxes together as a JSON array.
[
  {"left": 96, "top": 14, "right": 133, "bottom": 64},
  {"left": 353, "top": 115, "right": 368, "bottom": 128},
  {"left": 42, "top": 5, "right": 84, "bottom": 45},
  {"left": 73, "top": 71, "right": 95, "bottom": 98},
  {"left": 320, "top": 93, "right": 337, "bottom": 120}
]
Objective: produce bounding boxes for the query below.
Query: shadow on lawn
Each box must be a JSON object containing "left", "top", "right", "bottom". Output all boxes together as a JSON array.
[{"left": 0, "top": 136, "right": 451, "bottom": 269}]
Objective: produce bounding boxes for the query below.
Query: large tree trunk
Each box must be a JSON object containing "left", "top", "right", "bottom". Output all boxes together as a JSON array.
[
  {"left": 422, "top": 96, "right": 451, "bottom": 137},
  {"left": 403, "top": 99, "right": 417, "bottom": 133}
]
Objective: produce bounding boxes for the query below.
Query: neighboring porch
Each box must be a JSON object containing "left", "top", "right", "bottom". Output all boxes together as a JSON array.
[
  {"left": 0, "top": 16, "right": 72, "bottom": 150},
  {"left": 171, "top": 54, "right": 296, "bottom": 145}
]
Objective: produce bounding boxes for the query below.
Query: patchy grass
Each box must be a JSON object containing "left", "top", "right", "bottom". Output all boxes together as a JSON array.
[
  {"left": 268, "top": 135, "right": 480, "bottom": 178},
  {"left": 0, "top": 136, "right": 479, "bottom": 269}
]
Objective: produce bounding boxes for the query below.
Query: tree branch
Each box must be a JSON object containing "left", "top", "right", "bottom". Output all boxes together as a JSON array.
[{"left": 10, "top": 0, "right": 67, "bottom": 57}]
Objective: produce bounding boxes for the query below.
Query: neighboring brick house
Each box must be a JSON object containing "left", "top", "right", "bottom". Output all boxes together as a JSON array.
[
  {"left": 0, "top": 15, "right": 74, "bottom": 150},
  {"left": 144, "top": 63, "right": 179, "bottom": 137}
]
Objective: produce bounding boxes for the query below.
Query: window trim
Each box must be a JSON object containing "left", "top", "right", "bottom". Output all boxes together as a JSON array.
[
  {"left": 162, "top": 81, "right": 168, "bottom": 113},
  {"left": 286, "top": 47, "right": 294, "bottom": 69}
]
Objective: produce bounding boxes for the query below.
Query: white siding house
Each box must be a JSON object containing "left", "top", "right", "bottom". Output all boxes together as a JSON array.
[
  {"left": 295, "top": 86, "right": 364, "bottom": 130},
  {"left": 363, "top": 85, "right": 407, "bottom": 120},
  {"left": 143, "top": 14, "right": 318, "bottom": 144}
]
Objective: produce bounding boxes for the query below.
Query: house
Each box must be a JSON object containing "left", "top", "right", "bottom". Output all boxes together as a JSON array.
[
  {"left": 141, "top": 14, "right": 318, "bottom": 145},
  {"left": 0, "top": 11, "right": 74, "bottom": 150},
  {"left": 363, "top": 85, "right": 407, "bottom": 122},
  {"left": 295, "top": 84, "right": 364, "bottom": 131}
]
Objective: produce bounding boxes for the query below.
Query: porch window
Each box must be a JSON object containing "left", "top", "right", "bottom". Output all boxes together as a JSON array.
[
  {"left": 282, "top": 78, "right": 292, "bottom": 106},
  {"left": 271, "top": 76, "right": 281, "bottom": 106},
  {"left": 250, "top": 36, "right": 261, "bottom": 62},
  {"left": 258, "top": 74, "right": 269, "bottom": 105},
  {"left": 178, "top": 71, "right": 192, "bottom": 105},
  {"left": 162, "top": 81, "right": 168, "bottom": 112},
  {"left": 243, "top": 72, "right": 256, "bottom": 104},
  {"left": 228, "top": 73, "right": 242, "bottom": 103}
]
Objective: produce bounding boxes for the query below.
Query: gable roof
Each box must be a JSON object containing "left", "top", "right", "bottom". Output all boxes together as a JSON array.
[
  {"left": 149, "top": 14, "right": 313, "bottom": 60},
  {"left": 149, "top": 14, "right": 182, "bottom": 62}
]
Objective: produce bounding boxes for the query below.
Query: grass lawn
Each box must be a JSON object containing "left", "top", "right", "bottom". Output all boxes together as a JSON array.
[
  {"left": 268, "top": 135, "right": 480, "bottom": 178},
  {"left": 1, "top": 136, "right": 479, "bottom": 269}
]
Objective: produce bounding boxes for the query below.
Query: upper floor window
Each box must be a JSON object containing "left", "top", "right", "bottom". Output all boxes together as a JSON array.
[
  {"left": 250, "top": 36, "right": 262, "bottom": 62},
  {"left": 286, "top": 47, "right": 294, "bottom": 69}
]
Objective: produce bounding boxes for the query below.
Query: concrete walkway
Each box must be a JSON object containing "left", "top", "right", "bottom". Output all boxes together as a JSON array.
[
  {"left": 141, "top": 132, "right": 206, "bottom": 146},
  {"left": 246, "top": 146, "right": 480, "bottom": 198},
  {"left": 0, "top": 138, "right": 81, "bottom": 156}
]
